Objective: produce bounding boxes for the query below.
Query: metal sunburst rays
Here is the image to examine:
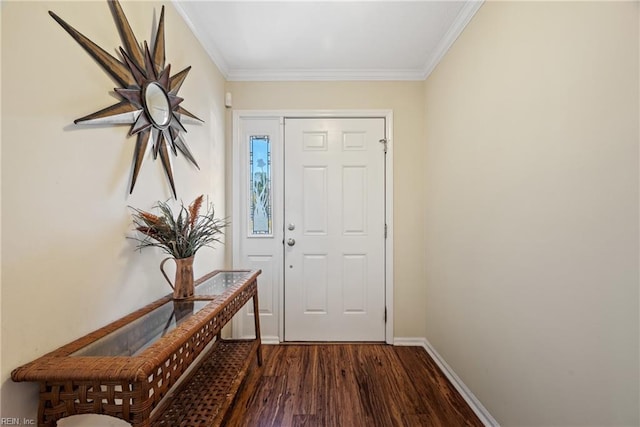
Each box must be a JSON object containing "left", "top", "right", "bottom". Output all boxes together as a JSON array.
[{"left": 49, "top": 0, "right": 203, "bottom": 198}]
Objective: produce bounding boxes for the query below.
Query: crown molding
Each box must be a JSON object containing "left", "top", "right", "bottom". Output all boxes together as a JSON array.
[
  {"left": 226, "top": 68, "right": 426, "bottom": 82},
  {"left": 172, "top": 0, "right": 484, "bottom": 82},
  {"left": 421, "top": 0, "right": 484, "bottom": 80},
  {"left": 171, "top": 0, "right": 230, "bottom": 78}
]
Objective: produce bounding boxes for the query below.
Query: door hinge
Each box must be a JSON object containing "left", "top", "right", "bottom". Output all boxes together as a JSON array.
[
  {"left": 384, "top": 223, "right": 388, "bottom": 239},
  {"left": 379, "top": 138, "right": 388, "bottom": 154},
  {"left": 384, "top": 307, "right": 387, "bottom": 323}
]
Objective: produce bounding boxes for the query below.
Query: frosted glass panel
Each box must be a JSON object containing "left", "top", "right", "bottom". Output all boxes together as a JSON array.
[{"left": 249, "top": 136, "right": 272, "bottom": 236}]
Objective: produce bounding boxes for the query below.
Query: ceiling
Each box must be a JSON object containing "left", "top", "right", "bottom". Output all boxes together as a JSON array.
[{"left": 172, "top": 1, "right": 483, "bottom": 81}]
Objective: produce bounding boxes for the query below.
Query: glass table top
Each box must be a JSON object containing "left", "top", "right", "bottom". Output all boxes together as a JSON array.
[
  {"left": 72, "top": 300, "right": 210, "bottom": 357},
  {"left": 194, "top": 270, "right": 252, "bottom": 296},
  {"left": 70, "top": 271, "right": 253, "bottom": 357}
]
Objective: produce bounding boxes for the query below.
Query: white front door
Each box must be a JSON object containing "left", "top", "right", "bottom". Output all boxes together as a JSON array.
[{"left": 283, "top": 118, "right": 386, "bottom": 341}]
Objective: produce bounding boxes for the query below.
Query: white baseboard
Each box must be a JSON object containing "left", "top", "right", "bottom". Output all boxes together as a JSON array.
[
  {"left": 260, "top": 336, "right": 281, "bottom": 345},
  {"left": 394, "top": 337, "right": 499, "bottom": 427},
  {"left": 237, "top": 334, "right": 281, "bottom": 345}
]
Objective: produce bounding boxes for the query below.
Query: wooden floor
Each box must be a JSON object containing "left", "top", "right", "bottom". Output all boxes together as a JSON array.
[{"left": 224, "top": 344, "right": 484, "bottom": 427}]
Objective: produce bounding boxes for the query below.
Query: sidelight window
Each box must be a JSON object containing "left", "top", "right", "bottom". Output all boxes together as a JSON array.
[{"left": 249, "top": 136, "right": 272, "bottom": 236}]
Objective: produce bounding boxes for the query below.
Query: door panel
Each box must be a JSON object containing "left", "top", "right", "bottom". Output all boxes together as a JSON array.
[
  {"left": 233, "top": 118, "right": 282, "bottom": 341},
  {"left": 302, "top": 166, "right": 329, "bottom": 234},
  {"left": 284, "top": 118, "right": 385, "bottom": 342}
]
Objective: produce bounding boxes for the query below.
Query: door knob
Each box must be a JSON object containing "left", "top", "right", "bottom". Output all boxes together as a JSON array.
[{"left": 287, "top": 238, "right": 296, "bottom": 247}]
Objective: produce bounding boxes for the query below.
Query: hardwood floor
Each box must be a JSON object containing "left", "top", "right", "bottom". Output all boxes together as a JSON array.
[{"left": 224, "top": 344, "right": 484, "bottom": 427}]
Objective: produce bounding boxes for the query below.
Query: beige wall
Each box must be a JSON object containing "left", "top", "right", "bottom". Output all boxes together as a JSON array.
[
  {"left": 226, "top": 81, "right": 427, "bottom": 338},
  {"left": 424, "top": 2, "right": 639, "bottom": 425},
  {"left": 1, "top": 1, "right": 227, "bottom": 420},
  {"left": 3, "top": 1, "right": 638, "bottom": 424}
]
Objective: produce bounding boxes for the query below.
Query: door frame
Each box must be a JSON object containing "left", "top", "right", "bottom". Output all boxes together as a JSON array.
[{"left": 232, "top": 110, "right": 394, "bottom": 344}]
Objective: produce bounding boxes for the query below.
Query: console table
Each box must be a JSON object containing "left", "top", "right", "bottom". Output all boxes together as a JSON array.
[{"left": 11, "top": 269, "right": 262, "bottom": 427}]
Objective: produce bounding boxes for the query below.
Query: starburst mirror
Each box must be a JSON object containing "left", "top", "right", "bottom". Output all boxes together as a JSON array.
[{"left": 49, "top": 0, "right": 202, "bottom": 198}]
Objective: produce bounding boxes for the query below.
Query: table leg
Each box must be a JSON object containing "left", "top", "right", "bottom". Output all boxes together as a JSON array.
[{"left": 252, "top": 290, "right": 263, "bottom": 366}]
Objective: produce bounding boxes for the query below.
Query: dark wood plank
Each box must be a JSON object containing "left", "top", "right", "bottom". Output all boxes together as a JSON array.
[
  {"left": 351, "top": 345, "right": 416, "bottom": 426},
  {"left": 319, "top": 346, "right": 371, "bottom": 426},
  {"left": 225, "top": 344, "right": 484, "bottom": 427},
  {"left": 395, "top": 346, "right": 482, "bottom": 426}
]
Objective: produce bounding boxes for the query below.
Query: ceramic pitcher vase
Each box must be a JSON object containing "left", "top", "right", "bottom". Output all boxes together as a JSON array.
[{"left": 160, "top": 255, "right": 195, "bottom": 300}]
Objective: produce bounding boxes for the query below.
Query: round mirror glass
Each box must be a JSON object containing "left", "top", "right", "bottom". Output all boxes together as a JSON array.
[{"left": 144, "top": 82, "right": 171, "bottom": 128}]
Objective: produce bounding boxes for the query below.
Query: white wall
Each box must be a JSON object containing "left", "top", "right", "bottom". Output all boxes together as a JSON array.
[
  {"left": 1, "top": 1, "right": 227, "bottom": 420},
  {"left": 423, "top": 2, "right": 639, "bottom": 425}
]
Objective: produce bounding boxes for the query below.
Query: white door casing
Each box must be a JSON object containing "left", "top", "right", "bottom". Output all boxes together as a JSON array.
[
  {"left": 284, "top": 118, "right": 386, "bottom": 341},
  {"left": 232, "top": 110, "right": 394, "bottom": 344}
]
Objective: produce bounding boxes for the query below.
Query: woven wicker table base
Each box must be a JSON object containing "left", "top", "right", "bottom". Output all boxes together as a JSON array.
[{"left": 151, "top": 339, "right": 259, "bottom": 426}]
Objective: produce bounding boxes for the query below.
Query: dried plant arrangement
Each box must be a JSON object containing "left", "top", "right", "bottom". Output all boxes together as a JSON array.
[{"left": 130, "top": 195, "right": 228, "bottom": 259}]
